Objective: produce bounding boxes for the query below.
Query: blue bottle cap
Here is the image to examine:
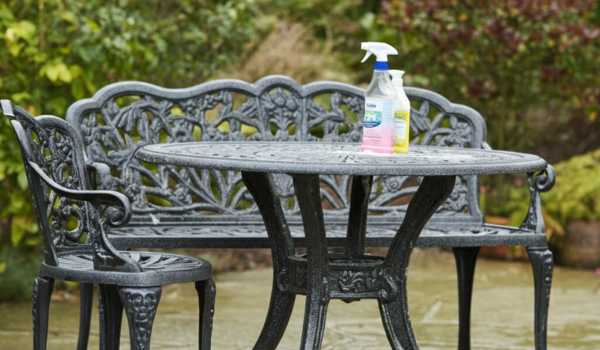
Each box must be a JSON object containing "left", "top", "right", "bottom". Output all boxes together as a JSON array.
[{"left": 374, "top": 61, "right": 389, "bottom": 70}]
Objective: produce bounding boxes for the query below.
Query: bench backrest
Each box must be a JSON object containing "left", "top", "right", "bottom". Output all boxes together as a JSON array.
[{"left": 66, "top": 75, "right": 486, "bottom": 228}]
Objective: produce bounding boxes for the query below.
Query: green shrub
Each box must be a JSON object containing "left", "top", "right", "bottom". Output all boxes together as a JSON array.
[
  {"left": 259, "top": 0, "right": 600, "bottom": 156},
  {"left": 0, "top": 247, "right": 38, "bottom": 301},
  {"left": 371, "top": 1, "right": 600, "bottom": 154},
  {"left": 543, "top": 149, "right": 600, "bottom": 225},
  {"left": 0, "top": 0, "right": 260, "bottom": 251}
]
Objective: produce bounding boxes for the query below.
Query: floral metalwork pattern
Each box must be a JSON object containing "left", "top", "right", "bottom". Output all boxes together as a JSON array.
[{"left": 68, "top": 76, "right": 491, "bottom": 224}]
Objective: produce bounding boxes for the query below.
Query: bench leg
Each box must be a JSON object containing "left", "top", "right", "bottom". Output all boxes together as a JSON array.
[
  {"left": 77, "top": 283, "right": 93, "bottom": 350},
  {"left": 99, "top": 285, "right": 123, "bottom": 350},
  {"left": 119, "top": 286, "right": 161, "bottom": 350},
  {"left": 32, "top": 276, "right": 54, "bottom": 350},
  {"left": 527, "top": 247, "right": 553, "bottom": 350},
  {"left": 196, "top": 279, "right": 216, "bottom": 350},
  {"left": 453, "top": 247, "right": 479, "bottom": 350}
]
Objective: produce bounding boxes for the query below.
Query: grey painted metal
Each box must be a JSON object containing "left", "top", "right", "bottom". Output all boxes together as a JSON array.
[
  {"left": 137, "top": 142, "right": 543, "bottom": 349},
  {"left": 32, "top": 277, "right": 53, "bottom": 350},
  {"left": 1, "top": 100, "right": 215, "bottom": 350},
  {"left": 453, "top": 247, "right": 480, "bottom": 350},
  {"left": 528, "top": 247, "right": 554, "bottom": 350},
  {"left": 77, "top": 283, "right": 93, "bottom": 350},
  {"left": 64, "top": 75, "right": 486, "bottom": 234},
  {"left": 249, "top": 172, "right": 457, "bottom": 349},
  {"left": 346, "top": 175, "right": 372, "bottom": 257},
  {"left": 107, "top": 224, "right": 549, "bottom": 249},
  {"left": 60, "top": 75, "right": 555, "bottom": 349},
  {"left": 119, "top": 286, "right": 162, "bottom": 350},
  {"left": 242, "top": 171, "right": 296, "bottom": 349},
  {"left": 293, "top": 174, "right": 331, "bottom": 349},
  {"left": 98, "top": 284, "right": 123, "bottom": 350},
  {"left": 196, "top": 279, "right": 217, "bottom": 350},
  {"left": 379, "top": 175, "right": 456, "bottom": 349},
  {"left": 137, "top": 142, "right": 547, "bottom": 176},
  {"left": 60, "top": 75, "right": 552, "bottom": 254}
]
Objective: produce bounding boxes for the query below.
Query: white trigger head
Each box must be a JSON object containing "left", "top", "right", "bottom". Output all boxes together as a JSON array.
[{"left": 361, "top": 51, "right": 372, "bottom": 63}]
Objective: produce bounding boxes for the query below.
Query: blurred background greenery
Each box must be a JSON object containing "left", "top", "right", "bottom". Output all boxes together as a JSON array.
[{"left": 0, "top": 0, "right": 599, "bottom": 301}]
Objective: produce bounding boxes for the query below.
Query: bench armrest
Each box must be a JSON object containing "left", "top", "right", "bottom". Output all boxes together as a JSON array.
[
  {"left": 29, "top": 161, "right": 132, "bottom": 226},
  {"left": 520, "top": 164, "right": 556, "bottom": 233},
  {"left": 482, "top": 141, "right": 555, "bottom": 233}
]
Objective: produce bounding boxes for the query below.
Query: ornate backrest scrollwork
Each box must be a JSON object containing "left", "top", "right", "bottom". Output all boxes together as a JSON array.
[
  {"left": 66, "top": 76, "right": 486, "bottom": 227},
  {"left": 2, "top": 101, "right": 136, "bottom": 271},
  {"left": 1, "top": 102, "right": 93, "bottom": 265}
]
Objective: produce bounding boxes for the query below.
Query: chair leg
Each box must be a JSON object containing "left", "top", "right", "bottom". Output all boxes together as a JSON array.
[
  {"left": 527, "top": 247, "right": 553, "bottom": 350},
  {"left": 195, "top": 279, "right": 216, "bottom": 350},
  {"left": 118, "top": 286, "right": 162, "bottom": 350},
  {"left": 77, "top": 283, "right": 93, "bottom": 350},
  {"left": 99, "top": 285, "right": 123, "bottom": 350},
  {"left": 32, "top": 276, "right": 54, "bottom": 350},
  {"left": 453, "top": 247, "right": 479, "bottom": 350}
]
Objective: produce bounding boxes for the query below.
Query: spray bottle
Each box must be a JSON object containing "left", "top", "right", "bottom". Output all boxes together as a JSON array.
[
  {"left": 360, "top": 42, "right": 398, "bottom": 154},
  {"left": 390, "top": 70, "right": 411, "bottom": 153}
]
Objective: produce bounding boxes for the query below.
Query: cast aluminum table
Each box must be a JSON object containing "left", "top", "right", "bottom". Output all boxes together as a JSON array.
[{"left": 137, "top": 142, "right": 547, "bottom": 350}]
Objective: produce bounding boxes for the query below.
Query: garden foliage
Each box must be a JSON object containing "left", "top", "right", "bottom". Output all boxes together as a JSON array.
[
  {"left": 0, "top": 0, "right": 259, "bottom": 251},
  {"left": 543, "top": 149, "right": 600, "bottom": 225},
  {"left": 0, "top": 0, "right": 599, "bottom": 298},
  {"left": 368, "top": 1, "right": 600, "bottom": 156}
]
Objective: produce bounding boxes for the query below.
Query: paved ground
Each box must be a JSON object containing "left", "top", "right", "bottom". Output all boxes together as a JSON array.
[{"left": 0, "top": 249, "right": 599, "bottom": 349}]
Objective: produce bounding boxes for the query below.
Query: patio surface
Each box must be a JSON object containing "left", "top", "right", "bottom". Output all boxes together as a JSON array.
[{"left": 0, "top": 249, "right": 598, "bottom": 349}]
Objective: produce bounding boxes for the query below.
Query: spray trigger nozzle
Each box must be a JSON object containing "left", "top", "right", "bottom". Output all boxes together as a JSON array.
[{"left": 360, "top": 42, "right": 398, "bottom": 64}]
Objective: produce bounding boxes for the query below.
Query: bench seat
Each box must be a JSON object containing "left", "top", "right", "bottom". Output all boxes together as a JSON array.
[{"left": 110, "top": 223, "right": 546, "bottom": 249}]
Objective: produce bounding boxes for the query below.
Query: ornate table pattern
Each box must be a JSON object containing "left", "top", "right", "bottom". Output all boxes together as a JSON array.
[{"left": 137, "top": 142, "right": 547, "bottom": 350}]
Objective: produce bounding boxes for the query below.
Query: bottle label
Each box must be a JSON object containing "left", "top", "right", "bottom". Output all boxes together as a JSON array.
[
  {"left": 363, "top": 98, "right": 392, "bottom": 128},
  {"left": 394, "top": 110, "right": 410, "bottom": 139}
]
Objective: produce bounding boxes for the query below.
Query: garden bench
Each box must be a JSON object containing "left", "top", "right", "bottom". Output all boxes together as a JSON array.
[{"left": 66, "top": 75, "right": 554, "bottom": 349}]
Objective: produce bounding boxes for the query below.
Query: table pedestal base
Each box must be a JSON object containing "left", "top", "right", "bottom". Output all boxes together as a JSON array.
[
  {"left": 242, "top": 171, "right": 456, "bottom": 350},
  {"left": 282, "top": 255, "right": 399, "bottom": 302}
]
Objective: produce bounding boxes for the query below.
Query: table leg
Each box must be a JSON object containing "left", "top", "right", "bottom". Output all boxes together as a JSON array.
[
  {"left": 293, "top": 174, "right": 330, "bottom": 350},
  {"left": 380, "top": 175, "right": 456, "bottom": 350},
  {"left": 242, "top": 171, "right": 296, "bottom": 350},
  {"left": 346, "top": 175, "right": 373, "bottom": 258}
]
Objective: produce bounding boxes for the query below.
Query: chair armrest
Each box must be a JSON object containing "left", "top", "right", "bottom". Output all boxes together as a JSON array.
[
  {"left": 28, "top": 161, "right": 131, "bottom": 226},
  {"left": 30, "top": 160, "right": 142, "bottom": 272},
  {"left": 520, "top": 164, "right": 556, "bottom": 233}
]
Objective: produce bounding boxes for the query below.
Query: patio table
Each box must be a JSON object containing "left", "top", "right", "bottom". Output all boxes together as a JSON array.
[{"left": 136, "top": 141, "right": 547, "bottom": 350}]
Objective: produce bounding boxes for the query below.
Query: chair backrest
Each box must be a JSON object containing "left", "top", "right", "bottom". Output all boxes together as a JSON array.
[
  {"left": 66, "top": 75, "right": 486, "bottom": 228},
  {"left": 1, "top": 101, "right": 96, "bottom": 266}
]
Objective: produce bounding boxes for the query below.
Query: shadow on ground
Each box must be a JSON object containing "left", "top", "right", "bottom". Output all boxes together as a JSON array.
[{"left": 1, "top": 249, "right": 599, "bottom": 349}]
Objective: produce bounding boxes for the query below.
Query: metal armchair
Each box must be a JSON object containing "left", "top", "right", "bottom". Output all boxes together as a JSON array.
[{"left": 1, "top": 100, "right": 215, "bottom": 350}]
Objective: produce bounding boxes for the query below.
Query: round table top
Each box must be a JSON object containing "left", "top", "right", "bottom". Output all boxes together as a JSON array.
[{"left": 137, "top": 142, "right": 547, "bottom": 176}]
